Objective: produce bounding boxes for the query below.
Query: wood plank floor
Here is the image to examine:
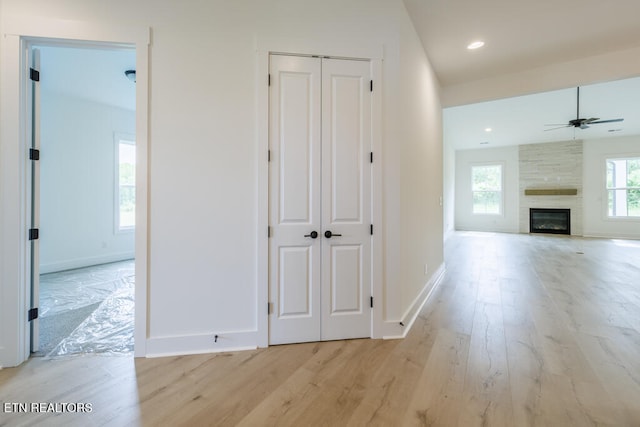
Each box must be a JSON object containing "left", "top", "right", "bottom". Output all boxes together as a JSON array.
[{"left": 1, "top": 232, "right": 639, "bottom": 426}]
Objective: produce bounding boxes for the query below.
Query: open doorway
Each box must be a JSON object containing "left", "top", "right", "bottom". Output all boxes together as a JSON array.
[{"left": 32, "top": 45, "right": 136, "bottom": 357}]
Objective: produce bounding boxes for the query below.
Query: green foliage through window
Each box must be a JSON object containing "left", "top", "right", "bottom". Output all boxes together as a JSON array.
[
  {"left": 472, "top": 164, "right": 502, "bottom": 214},
  {"left": 606, "top": 158, "right": 640, "bottom": 218}
]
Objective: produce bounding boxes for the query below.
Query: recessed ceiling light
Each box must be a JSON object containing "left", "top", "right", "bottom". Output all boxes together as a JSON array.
[
  {"left": 485, "top": 127, "right": 492, "bottom": 132},
  {"left": 467, "top": 41, "right": 485, "bottom": 50}
]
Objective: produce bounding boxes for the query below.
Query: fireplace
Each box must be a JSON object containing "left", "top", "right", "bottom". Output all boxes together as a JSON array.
[{"left": 529, "top": 208, "right": 570, "bottom": 235}]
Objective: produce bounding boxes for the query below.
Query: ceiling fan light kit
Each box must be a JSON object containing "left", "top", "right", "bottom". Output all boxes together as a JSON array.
[{"left": 544, "top": 86, "right": 624, "bottom": 131}]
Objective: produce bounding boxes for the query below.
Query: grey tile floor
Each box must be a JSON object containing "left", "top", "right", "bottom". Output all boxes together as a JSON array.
[{"left": 36, "top": 260, "right": 135, "bottom": 357}]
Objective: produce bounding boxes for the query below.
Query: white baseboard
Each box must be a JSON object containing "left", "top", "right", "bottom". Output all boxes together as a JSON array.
[
  {"left": 456, "top": 225, "right": 519, "bottom": 234},
  {"left": 145, "top": 329, "right": 259, "bottom": 358},
  {"left": 40, "top": 252, "right": 135, "bottom": 274},
  {"left": 582, "top": 232, "right": 640, "bottom": 240},
  {"left": 382, "top": 262, "right": 446, "bottom": 339},
  {"left": 143, "top": 265, "right": 448, "bottom": 358}
]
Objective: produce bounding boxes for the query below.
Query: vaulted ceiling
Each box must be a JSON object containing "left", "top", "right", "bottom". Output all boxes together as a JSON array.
[
  {"left": 403, "top": 0, "right": 640, "bottom": 96},
  {"left": 402, "top": 0, "right": 640, "bottom": 149}
]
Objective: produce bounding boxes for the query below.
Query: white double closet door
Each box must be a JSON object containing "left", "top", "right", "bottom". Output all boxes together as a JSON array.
[{"left": 269, "top": 54, "right": 372, "bottom": 345}]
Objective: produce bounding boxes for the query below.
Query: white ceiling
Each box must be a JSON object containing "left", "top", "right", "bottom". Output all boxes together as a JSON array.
[
  {"left": 444, "top": 76, "right": 640, "bottom": 150},
  {"left": 38, "top": 45, "right": 136, "bottom": 111},
  {"left": 403, "top": 0, "right": 640, "bottom": 88},
  {"left": 402, "top": 0, "right": 640, "bottom": 150}
]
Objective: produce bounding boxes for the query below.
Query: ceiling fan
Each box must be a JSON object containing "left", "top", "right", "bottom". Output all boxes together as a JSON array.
[{"left": 545, "top": 86, "right": 624, "bottom": 131}]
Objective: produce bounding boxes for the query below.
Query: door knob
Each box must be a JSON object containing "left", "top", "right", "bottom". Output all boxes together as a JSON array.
[
  {"left": 324, "top": 230, "right": 342, "bottom": 238},
  {"left": 304, "top": 231, "right": 318, "bottom": 239}
]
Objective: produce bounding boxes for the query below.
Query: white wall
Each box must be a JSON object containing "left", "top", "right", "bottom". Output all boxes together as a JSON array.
[
  {"left": 455, "top": 146, "right": 520, "bottom": 233},
  {"left": 443, "top": 143, "right": 456, "bottom": 238},
  {"left": 583, "top": 136, "right": 640, "bottom": 239},
  {"left": 0, "top": 0, "right": 444, "bottom": 359},
  {"left": 39, "top": 89, "right": 135, "bottom": 273},
  {"left": 441, "top": 45, "right": 640, "bottom": 107},
  {"left": 394, "top": 8, "right": 444, "bottom": 326}
]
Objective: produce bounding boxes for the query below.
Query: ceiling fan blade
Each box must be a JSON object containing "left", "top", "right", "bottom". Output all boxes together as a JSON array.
[
  {"left": 544, "top": 87, "right": 620, "bottom": 131},
  {"left": 590, "top": 118, "right": 624, "bottom": 124}
]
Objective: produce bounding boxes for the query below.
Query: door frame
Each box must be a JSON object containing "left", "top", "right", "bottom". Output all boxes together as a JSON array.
[
  {"left": 255, "top": 38, "right": 384, "bottom": 346},
  {"left": 0, "top": 16, "right": 150, "bottom": 367}
]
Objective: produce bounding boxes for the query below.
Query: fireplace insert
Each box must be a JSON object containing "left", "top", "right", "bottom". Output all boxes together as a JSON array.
[{"left": 529, "top": 208, "right": 570, "bottom": 235}]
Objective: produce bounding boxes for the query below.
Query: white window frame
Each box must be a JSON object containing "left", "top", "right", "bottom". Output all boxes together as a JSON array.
[
  {"left": 471, "top": 162, "right": 504, "bottom": 216},
  {"left": 115, "top": 133, "right": 136, "bottom": 233},
  {"left": 605, "top": 156, "right": 640, "bottom": 220}
]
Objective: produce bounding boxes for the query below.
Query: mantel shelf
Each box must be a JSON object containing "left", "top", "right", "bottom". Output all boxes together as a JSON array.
[{"left": 524, "top": 188, "right": 578, "bottom": 196}]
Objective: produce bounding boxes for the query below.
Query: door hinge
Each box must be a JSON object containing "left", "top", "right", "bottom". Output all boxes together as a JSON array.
[
  {"left": 29, "top": 148, "right": 40, "bottom": 161},
  {"left": 268, "top": 150, "right": 271, "bottom": 162},
  {"left": 370, "top": 224, "right": 373, "bottom": 235},
  {"left": 28, "top": 307, "right": 39, "bottom": 321},
  {"left": 30, "top": 68, "right": 40, "bottom": 82},
  {"left": 267, "top": 302, "right": 272, "bottom": 315},
  {"left": 370, "top": 152, "right": 373, "bottom": 163},
  {"left": 370, "top": 296, "right": 374, "bottom": 308},
  {"left": 268, "top": 74, "right": 271, "bottom": 86},
  {"left": 267, "top": 226, "right": 271, "bottom": 238},
  {"left": 370, "top": 80, "right": 373, "bottom": 92},
  {"left": 29, "top": 228, "right": 39, "bottom": 240}
]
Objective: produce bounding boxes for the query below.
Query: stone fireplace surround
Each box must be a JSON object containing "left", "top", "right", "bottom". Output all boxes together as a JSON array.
[{"left": 519, "top": 140, "right": 583, "bottom": 236}]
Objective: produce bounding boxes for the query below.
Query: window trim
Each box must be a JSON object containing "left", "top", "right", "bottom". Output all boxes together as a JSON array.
[
  {"left": 604, "top": 156, "right": 640, "bottom": 220},
  {"left": 114, "top": 132, "right": 136, "bottom": 233},
  {"left": 471, "top": 162, "right": 505, "bottom": 216}
]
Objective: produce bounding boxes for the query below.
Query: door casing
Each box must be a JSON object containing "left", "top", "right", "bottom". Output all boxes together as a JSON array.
[{"left": 0, "top": 17, "right": 150, "bottom": 367}]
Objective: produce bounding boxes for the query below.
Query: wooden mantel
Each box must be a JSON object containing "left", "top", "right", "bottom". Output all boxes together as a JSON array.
[{"left": 524, "top": 188, "right": 578, "bottom": 196}]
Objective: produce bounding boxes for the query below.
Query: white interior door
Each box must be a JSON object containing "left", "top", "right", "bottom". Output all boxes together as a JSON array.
[
  {"left": 268, "top": 54, "right": 371, "bottom": 345},
  {"left": 320, "top": 58, "right": 371, "bottom": 340},
  {"left": 268, "top": 55, "right": 322, "bottom": 345}
]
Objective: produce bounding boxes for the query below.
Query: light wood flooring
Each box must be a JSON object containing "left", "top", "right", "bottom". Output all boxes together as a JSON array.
[{"left": 1, "top": 231, "right": 639, "bottom": 426}]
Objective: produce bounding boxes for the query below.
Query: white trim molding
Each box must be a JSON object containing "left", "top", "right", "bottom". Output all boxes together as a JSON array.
[
  {"left": 382, "top": 263, "right": 446, "bottom": 339},
  {"left": 146, "top": 330, "right": 259, "bottom": 359},
  {"left": 0, "top": 16, "right": 150, "bottom": 367}
]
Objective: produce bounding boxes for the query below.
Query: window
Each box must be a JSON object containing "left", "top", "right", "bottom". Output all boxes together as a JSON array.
[
  {"left": 606, "top": 157, "right": 640, "bottom": 218},
  {"left": 472, "top": 164, "right": 502, "bottom": 214},
  {"left": 117, "top": 138, "right": 136, "bottom": 230}
]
